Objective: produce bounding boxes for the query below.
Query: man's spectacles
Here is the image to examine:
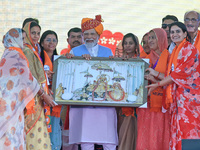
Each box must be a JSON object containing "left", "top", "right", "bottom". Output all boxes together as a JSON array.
[
  {"left": 162, "top": 24, "right": 171, "bottom": 29},
  {"left": 184, "top": 18, "right": 199, "bottom": 23}
]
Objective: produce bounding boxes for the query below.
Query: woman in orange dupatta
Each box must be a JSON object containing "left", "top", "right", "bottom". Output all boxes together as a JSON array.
[
  {"left": 140, "top": 32, "right": 151, "bottom": 58},
  {"left": 136, "top": 28, "right": 170, "bottom": 150},
  {"left": 147, "top": 22, "right": 200, "bottom": 150},
  {"left": 23, "top": 22, "right": 56, "bottom": 150},
  {"left": 40, "top": 30, "right": 62, "bottom": 149},
  {"left": 116, "top": 33, "right": 140, "bottom": 150}
]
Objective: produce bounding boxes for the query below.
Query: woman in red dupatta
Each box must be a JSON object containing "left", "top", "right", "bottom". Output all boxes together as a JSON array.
[
  {"left": 136, "top": 28, "right": 170, "bottom": 150},
  {"left": 147, "top": 22, "right": 200, "bottom": 150}
]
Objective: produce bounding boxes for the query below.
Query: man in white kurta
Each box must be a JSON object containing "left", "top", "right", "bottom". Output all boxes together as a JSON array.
[{"left": 67, "top": 15, "right": 118, "bottom": 150}]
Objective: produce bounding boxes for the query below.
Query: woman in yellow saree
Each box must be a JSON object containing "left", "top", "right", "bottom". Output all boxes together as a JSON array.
[{"left": 23, "top": 22, "right": 56, "bottom": 150}]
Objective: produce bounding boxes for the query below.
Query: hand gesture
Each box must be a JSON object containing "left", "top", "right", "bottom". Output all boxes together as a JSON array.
[
  {"left": 109, "top": 56, "right": 115, "bottom": 59},
  {"left": 65, "top": 53, "right": 74, "bottom": 59},
  {"left": 144, "top": 74, "right": 157, "bottom": 83},
  {"left": 82, "top": 54, "right": 91, "bottom": 60},
  {"left": 122, "top": 54, "right": 129, "bottom": 60},
  {"left": 145, "top": 68, "right": 157, "bottom": 77},
  {"left": 45, "top": 70, "right": 54, "bottom": 81},
  {"left": 42, "top": 93, "right": 57, "bottom": 107},
  {"left": 145, "top": 83, "right": 159, "bottom": 95}
]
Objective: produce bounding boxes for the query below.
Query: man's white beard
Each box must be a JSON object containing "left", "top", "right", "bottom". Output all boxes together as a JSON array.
[{"left": 84, "top": 37, "right": 99, "bottom": 49}]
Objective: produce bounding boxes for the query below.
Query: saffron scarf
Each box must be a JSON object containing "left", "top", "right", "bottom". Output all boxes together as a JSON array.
[
  {"left": 149, "top": 28, "right": 168, "bottom": 66},
  {"left": 23, "top": 23, "right": 52, "bottom": 132},
  {"left": 43, "top": 51, "right": 62, "bottom": 117},
  {"left": 194, "top": 30, "right": 200, "bottom": 52},
  {"left": 165, "top": 38, "right": 200, "bottom": 107},
  {"left": 148, "top": 28, "right": 168, "bottom": 111},
  {"left": 150, "top": 49, "right": 169, "bottom": 112}
]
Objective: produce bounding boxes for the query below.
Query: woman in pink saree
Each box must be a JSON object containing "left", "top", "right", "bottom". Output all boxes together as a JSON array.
[{"left": 0, "top": 28, "right": 41, "bottom": 149}]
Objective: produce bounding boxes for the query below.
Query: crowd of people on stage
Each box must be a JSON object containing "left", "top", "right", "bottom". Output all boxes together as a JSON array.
[{"left": 0, "top": 10, "right": 200, "bottom": 150}]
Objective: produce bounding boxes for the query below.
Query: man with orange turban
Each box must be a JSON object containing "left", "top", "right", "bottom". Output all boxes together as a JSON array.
[{"left": 66, "top": 15, "right": 118, "bottom": 150}]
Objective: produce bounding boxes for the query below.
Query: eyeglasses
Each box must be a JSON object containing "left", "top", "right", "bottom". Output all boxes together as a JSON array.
[
  {"left": 162, "top": 24, "right": 171, "bottom": 29},
  {"left": 184, "top": 18, "right": 199, "bottom": 23},
  {"left": 45, "top": 38, "right": 57, "bottom": 43}
]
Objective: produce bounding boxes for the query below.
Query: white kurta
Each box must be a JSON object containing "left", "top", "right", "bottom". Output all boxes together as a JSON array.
[
  {"left": 69, "top": 44, "right": 118, "bottom": 145},
  {"left": 69, "top": 107, "right": 118, "bottom": 144}
]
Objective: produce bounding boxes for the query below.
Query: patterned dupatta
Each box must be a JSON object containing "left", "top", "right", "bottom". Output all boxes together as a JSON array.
[
  {"left": 0, "top": 28, "right": 40, "bottom": 138},
  {"left": 23, "top": 23, "right": 52, "bottom": 133},
  {"left": 165, "top": 38, "right": 200, "bottom": 108},
  {"left": 165, "top": 39, "right": 186, "bottom": 108}
]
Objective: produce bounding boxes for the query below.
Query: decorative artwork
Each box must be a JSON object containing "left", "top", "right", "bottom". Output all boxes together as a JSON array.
[
  {"left": 98, "top": 30, "right": 124, "bottom": 55},
  {"left": 52, "top": 56, "right": 148, "bottom": 107}
]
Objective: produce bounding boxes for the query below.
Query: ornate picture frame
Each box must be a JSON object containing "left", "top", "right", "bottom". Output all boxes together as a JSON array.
[{"left": 52, "top": 56, "right": 148, "bottom": 107}]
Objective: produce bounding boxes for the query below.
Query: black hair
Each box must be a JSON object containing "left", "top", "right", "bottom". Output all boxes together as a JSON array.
[
  {"left": 162, "top": 15, "right": 179, "bottom": 23},
  {"left": 141, "top": 33, "right": 148, "bottom": 45},
  {"left": 122, "top": 33, "right": 140, "bottom": 56},
  {"left": 39, "top": 30, "right": 58, "bottom": 65},
  {"left": 30, "top": 22, "right": 41, "bottom": 30},
  {"left": 22, "top": 18, "right": 39, "bottom": 28},
  {"left": 67, "top": 27, "right": 82, "bottom": 37},
  {"left": 169, "top": 21, "right": 191, "bottom": 43}
]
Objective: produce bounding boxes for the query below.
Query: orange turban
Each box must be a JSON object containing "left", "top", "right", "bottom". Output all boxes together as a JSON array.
[{"left": 81, "top": 15, "right": 104, "bottom": 35}]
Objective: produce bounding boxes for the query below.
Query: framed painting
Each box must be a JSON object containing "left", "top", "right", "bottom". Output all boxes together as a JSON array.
[{"left": 52, "top": 56, "right": 149, "bottom": 107}]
